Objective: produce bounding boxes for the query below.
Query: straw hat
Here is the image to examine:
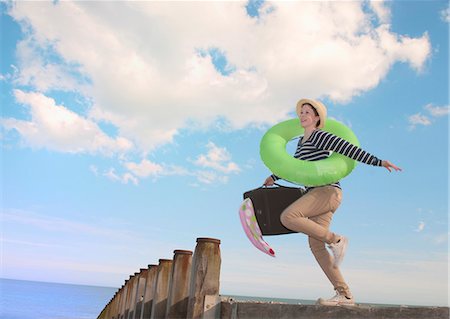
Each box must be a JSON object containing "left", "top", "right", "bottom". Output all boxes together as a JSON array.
[{"left": 296, "top": 98, "right": 327, "bottom": 129}]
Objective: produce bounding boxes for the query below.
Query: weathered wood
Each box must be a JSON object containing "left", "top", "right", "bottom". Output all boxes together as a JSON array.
[
  {"left": 120, "top": 280, "right": 130, "bottom": 319},
  {"left": 98, "top": 237, "right": 220, "bottom": 319},
  {"left": 166, "top": 250, "right": 193, "bottom": 319},
  {"left": 132, "top": 269, "right": 148, "bottom": 319},
  {"left": 150, "top": 259, "right": 173, "bottom": 319},
  {"left": 110, "top": 286, "right": 121, "bottom": 319},
  {"left": 124, "top": 275, "right": 136, "bottom": 319},
  {"left": 128, "top": 272, "right": 140, "bottom": 319},
  {"left": 107, "top": 292, "right": 114, "bottom": 319},
  {"left": 116, "top": 286, "right": 125, "bottom": 319},
  {"left": 103, "top": 296, "right": 113, "bottom": 319},
  {"left": 187, "top": 238, "right": 221, "bottom": 319},
  {"left": 110, "top": 291, "right": 120, "bottom": 319},
  {"left": 203, "top": 295, "right": 221, "bottom": 319},
  {"left": 141, "top": 265, "right": 158, "bottom": 319},
  {"left": 97, "top": 300, "right": 108, "bottom": 319}
]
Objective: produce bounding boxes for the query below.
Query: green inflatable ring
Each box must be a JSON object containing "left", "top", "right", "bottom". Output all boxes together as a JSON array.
[{"left": 260, "top": 118, "right": 360, "bottom": 186}]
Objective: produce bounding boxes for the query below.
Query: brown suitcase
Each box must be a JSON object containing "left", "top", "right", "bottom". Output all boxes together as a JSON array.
[{"left": 243, "top": 184, "right": 305, "bottom": 235}]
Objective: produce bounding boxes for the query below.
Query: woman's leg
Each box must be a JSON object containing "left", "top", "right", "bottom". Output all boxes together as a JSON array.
[
  {"left": 280, "top": 186, "right": 341, "bottom": 244},
  {"left": 308, "top": 212, "right": 351, "bottom": 296},
  {"left": 280, "top": 186, "right": 351, "bottom": 297}
]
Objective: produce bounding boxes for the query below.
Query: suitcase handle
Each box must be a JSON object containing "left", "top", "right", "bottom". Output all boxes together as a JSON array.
[{"left": 264, "top": 182, "right": 304, "bottom": 190}]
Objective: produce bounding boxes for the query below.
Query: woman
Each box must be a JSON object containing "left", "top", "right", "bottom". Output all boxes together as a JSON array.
[{"left": 263, "top": 98, "right": 401, "bottom": 306}]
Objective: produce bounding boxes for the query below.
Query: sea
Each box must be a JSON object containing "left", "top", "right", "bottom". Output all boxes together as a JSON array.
[{"left": 0, "top": 278, "right": 117, "bottom": 319}]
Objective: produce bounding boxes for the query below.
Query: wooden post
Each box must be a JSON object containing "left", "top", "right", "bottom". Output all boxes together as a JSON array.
[
  {"left": 97, "top": 302, "right": 108, "bottom": 319},
  {"left": 101, "top": 300, "right": 112, "bottom": 319},
  {"left": 132, "top": 269, "right": 148, "bottom": 319},
  {"left": 187, "top": 238, "right": 221, "bottom": 319},
  {"left": 108, "top": 293, "right": 115, "bottom": 319},
  {"left": 150, "top": 259, "right": 173, "bottom": 319},
  {"left": 115, "top": 289, "right": 124, "bottom": 319},
  {"left": 141, "top": 264, "right": 158, "bottom": 319},
  {"left": 119, "top": 281, "right": 129, "bottom": 319},
  {"left": 166, "top": 250, "right": 193, "bottom": 319},
  {"left": 128, "top": 275, "right": 139, "bottom": 318},
  {"left": 124, "top": 275, "right": 136, "bottom": 319},
  {"left": 125, "top": 272, "right": 139, "bottom": 319},
  {"left": 105, "top": 299, "right": 112, "bottom": 319},
  {"left": 113, "top": 294, "right": 120, "bottom": 319},
  {"left": 113, "top": 287, "right": 121, "bottom": 319},
  {"left": 110, "top": 291, "right": 119, "bottom": 319}
]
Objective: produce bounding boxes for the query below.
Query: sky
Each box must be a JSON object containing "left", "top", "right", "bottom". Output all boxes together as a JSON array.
[{"left": 0, "top": 0, "right": 448, "bottom": 308}]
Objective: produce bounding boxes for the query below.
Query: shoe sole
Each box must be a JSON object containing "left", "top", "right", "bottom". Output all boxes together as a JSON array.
[{"left": 317, "top": 301, "right": 356, "bottom": 307}]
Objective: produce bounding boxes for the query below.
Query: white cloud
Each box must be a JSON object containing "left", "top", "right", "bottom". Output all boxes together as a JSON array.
[
  {"left": 408, "top": 113, "right": 431, "bottom": 128},
  {"left": 415, "top": 221, "right": 425, "bottom": 232},
  {"left": 123, "top": 159, "right": 188, "bottom": 179},
  {"left": 440, "top": 7, "right": 450, "bottom": 23},
  {"left": 112, "top": 143, "right": 239, "bottom": 185},
  {"left": 425, "top": 103, "right": 450, "bottom": 117},
  {"left": 104, "top": 167, "right": 139, "bottom": 186},
  {"left": 124, "top": 159, "right": 164, "bottom": 178},
  {"left": 5, "top": 1, "right": 431, "bottom": 153},
  {"left": 1, "top": 90, "right": 133, "bottom": 155},
  {"left": 195, "top": 170, "right": 229, "bottom": 185},
  {"left": 14, "top": 37, "right": 88, "bottom": 92},
  {"left": 408, "top": 103, "right": 449, "bottom": 129},
  {"left": 369, "top": 0, "right": 391, "bottom": 24},
  {"left": 191, "top": 142, "right": 240, "bottom": 185},
  {"left": 194, "top": 142, "right": 240, "bottom": 174}
]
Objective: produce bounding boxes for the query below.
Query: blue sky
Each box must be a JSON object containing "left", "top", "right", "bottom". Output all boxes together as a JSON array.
[{"left": 1, "top": 0, "right": 448, "bottom": 307}]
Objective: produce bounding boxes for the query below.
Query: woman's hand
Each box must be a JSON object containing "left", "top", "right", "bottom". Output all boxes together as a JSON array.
[
  {"left": 263, "top": 176, "right": 275, "bottom": 186},
  {"left": 382, "top": 160, "right": 402, "bottom": 172}
]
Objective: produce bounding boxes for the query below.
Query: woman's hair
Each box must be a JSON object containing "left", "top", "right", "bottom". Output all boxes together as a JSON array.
[{"left": 302, "top": 103, "right": 320, "bottom": 127}]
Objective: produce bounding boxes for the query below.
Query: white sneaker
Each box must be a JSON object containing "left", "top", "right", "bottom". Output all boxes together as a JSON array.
[
  {"left": 317, "top": 290, "right": 355, "bottom": 306},
  {"left": 328, "top": 236, "right": 348, "bottom": 268}
]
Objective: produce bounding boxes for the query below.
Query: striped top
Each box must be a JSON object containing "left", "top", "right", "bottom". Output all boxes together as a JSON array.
[{"left": 272, "top": 129, "right": 383, "bottom": 189}]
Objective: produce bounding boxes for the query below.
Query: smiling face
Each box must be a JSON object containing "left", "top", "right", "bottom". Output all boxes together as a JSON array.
[{"left": 299, "top": 103, "right": 320, "bottom": 130}]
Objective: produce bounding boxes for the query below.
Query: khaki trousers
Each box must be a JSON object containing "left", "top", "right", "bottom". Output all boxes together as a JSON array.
[{"left": 280, "top": 186, "right": 350, "bottom": 296}]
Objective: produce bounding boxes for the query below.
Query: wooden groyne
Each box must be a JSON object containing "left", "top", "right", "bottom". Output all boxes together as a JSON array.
[
  {"left": 97, "top": 237, "right": 449, "bottom": 319},
  {"left": 97, "top": 237, "right": 221, "bottom": 319}
]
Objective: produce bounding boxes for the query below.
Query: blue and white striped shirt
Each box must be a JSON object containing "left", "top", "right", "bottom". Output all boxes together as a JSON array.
[{"left": 272, "top": 129, "right": 382, "bottom": 189}]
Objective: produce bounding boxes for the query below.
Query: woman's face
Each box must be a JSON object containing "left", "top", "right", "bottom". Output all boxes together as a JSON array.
[{"left": 299, "top": 104, "right": 320, "bottom": 129}]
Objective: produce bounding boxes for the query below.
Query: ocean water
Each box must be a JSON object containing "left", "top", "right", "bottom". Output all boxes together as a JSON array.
[{"left": 0, "top": 278, "right": 116, "bottom": 319}]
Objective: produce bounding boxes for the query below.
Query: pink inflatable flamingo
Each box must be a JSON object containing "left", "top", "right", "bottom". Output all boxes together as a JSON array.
[{"left": 238, "top": 198, "right": 275, "bottom": 257}]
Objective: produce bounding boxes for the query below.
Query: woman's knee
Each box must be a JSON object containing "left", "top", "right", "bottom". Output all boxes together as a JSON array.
[{"left": 280, "top": 208, "right": 299, "bottom": 228}]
